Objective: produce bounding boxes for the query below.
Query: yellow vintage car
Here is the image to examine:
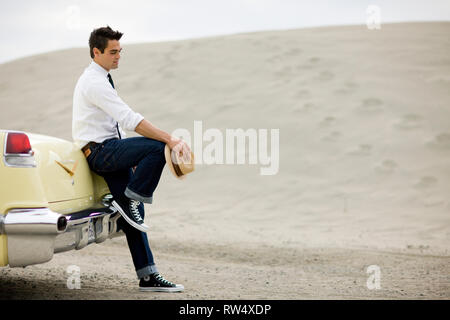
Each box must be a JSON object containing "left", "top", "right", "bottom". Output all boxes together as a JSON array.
[{"left": 0, "top": 130, "right": 124, "bottom": 267}]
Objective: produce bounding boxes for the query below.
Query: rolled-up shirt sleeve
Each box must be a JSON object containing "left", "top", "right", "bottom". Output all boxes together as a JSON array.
[{"left": 85, "top": 79, "right": 144, "bottom": 131}]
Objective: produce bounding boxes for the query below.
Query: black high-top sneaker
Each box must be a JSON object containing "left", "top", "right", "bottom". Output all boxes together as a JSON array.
[
  {"left": 139, "top": 273, "right": 184, "bottom": 292},
  {"left": 112, "top": 199, "right": 149, "bottom": 232}
]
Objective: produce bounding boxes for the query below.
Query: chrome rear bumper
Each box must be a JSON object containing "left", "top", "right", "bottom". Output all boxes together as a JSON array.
[{"left": 0, "top": 206, "right": 123, "bottom": 267}]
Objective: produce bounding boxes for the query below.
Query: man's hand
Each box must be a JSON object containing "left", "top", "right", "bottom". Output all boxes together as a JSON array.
[{"left": 168, "top": 136, "right": 192, "bottom": 164}]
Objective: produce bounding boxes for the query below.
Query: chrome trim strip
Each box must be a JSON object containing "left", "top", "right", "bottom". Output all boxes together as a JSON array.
[
  {"left": 54, "top": 206, "right": 120, "bottom": 252},
  {"left": 0, "top": 214, "right": 5, "bottom": 234}
]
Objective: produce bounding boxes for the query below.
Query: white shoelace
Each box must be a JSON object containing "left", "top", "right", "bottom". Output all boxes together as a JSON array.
[
  {"left": 130, "top": 200, "right": 142, "bottom": 222},
  {"left": 154, "top": 273, "right": 174, "bottom": 286}
]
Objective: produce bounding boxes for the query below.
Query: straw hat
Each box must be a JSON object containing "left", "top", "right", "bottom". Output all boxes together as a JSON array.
[{"left": 164, "top": 144, "right": 195, "bottom": 180}]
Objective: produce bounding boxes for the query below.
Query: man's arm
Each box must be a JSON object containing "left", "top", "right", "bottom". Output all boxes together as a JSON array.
[{"left": 135, "top": 119, "right": 189, "bottom": 153}]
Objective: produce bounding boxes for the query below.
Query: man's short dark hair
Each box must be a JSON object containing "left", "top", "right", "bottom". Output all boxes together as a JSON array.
[{"left": 89, "top": 26, "right": 123, "bottom": 58}]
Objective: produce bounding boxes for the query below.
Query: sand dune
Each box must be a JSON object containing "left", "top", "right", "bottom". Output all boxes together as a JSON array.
[{"left": 0, "top": 22, "right": 449, "bottom": 299}]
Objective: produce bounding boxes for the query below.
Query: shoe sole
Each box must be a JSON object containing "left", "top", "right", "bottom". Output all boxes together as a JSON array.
[
  {"left": 139, "top": 285, "right": 184, "bottom": 293},
  {"left": 112, "top": 200, "right": 149, "bottom": 232}
]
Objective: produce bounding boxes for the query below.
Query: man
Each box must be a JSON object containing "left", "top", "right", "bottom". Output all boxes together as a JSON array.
[{"left": 72, "top": 26, "right": 190, "bottom": 292}]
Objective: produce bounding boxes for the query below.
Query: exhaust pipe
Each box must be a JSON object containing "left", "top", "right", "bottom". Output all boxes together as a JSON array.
[
  {"left": 4, "top": 208, "right": 67, "bottom": 234},
  {"left": 2, "top": 208, "right": 68, "bottom": 267},
  {"left": 57, "top": 216, "right": 68, "bottom": 232}
]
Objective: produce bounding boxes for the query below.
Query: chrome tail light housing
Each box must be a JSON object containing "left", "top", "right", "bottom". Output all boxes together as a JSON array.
[{"left": 3, "top": 131, "right": 36, "bottom": 168}]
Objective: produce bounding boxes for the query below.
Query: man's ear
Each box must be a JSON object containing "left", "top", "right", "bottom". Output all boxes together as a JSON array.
[{"left": 93, "top": 47, "right": 101, "bottom": 57}]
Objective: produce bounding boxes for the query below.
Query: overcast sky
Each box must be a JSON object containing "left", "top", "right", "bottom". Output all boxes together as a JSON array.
[{"left": 1, "top": 0, "right": 449, "bottom": 63}]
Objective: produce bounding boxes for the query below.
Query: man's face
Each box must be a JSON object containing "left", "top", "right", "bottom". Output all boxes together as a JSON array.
[{"left": 93, "top": 39, "right": 122, "bottom": 71}]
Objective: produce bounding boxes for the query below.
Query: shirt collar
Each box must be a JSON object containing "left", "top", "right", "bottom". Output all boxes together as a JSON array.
[{"left": 89, "top": 61, "right": 109, "bottom": 78}]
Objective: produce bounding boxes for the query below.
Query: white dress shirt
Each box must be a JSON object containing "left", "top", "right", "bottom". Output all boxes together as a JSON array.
[{"left": 72, "top": 61, "right": 144, "bottom": 148}]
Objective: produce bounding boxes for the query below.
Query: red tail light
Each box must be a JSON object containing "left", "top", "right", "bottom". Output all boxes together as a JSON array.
[{"left": 6, "top": 132, "right": 32, "bottom": 154}]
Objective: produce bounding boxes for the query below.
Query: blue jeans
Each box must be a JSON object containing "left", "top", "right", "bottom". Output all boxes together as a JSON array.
[{"left": 86, "top": 137, "right": 167, "bottom": 279}]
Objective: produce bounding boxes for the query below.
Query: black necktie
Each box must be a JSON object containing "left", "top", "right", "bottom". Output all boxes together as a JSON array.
[{"left": 107, "top": 73, "right": 121, "bottom": 140}]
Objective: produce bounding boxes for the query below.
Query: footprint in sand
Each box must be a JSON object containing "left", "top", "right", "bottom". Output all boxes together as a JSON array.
[
  {"left": 291, "top": 103, "right": 316, "bottom": 113},
  {"left": 347, "top": 144, "right": 372, "bottom": 156},
  {"left": 266, "top": 55, "right": 281, "bottom": 64},
  {"left": 423, "top": 196, "right": 444, "bottom": 207},
  {"left": 334, "top": 81, "right": 358, "bottom": 95},
  {"left": 274, "top": 66, "right": 293, "bottom": 77},
  {"left": 414, "top": 176, "right": 438, "bottom": 189},
  {"left": 356, "top": 98, "right": 383, "bottom": 113},
  {"left": 291, "top": 105, "right": 302, "bottom": 113},
  {"left": 303, "top": 102, "right": 315, "bottom": 111},
  {"left": 215, "top": 104, "right": 236, "bottom": 115},
  {"left": 363, "top": 98, "right": 382, "bottom": 107},
  {"left": 290, "top": 48, "right": 302, "bottom": 55},
  {"left": 426, "top": 132, "right": 450, "bottom": 150},
  {"left": 318, "top": 116, "right": 336, "bottom": 127},
  {"left": 374, "top": 159, "right": 397, "bottom": 174},
  {"left": 321, "top": 131, "right": 341, "bottom": 142},
  {"left": 188, "top": 41, "right": 200, "bottom": 50},
  {"left": 162, "top": 71, "right": 174, "bottom": 79},
  {"left": 394, "top": 113, "right": 422, "bottom": 130},
  {"left": 251, "top": 40, "right": 262, "bottom": 47},
  {"left": 317, "top": 71, "right": 334, "bottom": 81},
  {"left": 284, "top": 48, "right": 302, "bottom": 57},
  {"left": 334, "top": 88, "right": 350, "bottom": 95},
  {"left": 297, "top": 64, "right": 313, "bottom": 70},
  {"left": 425, "top": 74, "right": 450, "bottom": 83},
  {"left": 292, "top": 102, "right": 315, "bottom": 113},
  {"left": 345, "top": 81, "right": 358, "bottom": 89},
  {"left": 171, "top": 44, "right": 182, "bottom": 51},
  {"left": 295, "top": 89, "right": 310, "bottom": 98}
]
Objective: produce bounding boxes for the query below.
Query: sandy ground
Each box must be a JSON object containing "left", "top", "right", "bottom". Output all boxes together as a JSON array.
[
  {"left": 0, "top": 22, "right": 449, "bottom": 299},
  {"left": 0, "top": 237, "right": 449, "bottom": 299}
]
